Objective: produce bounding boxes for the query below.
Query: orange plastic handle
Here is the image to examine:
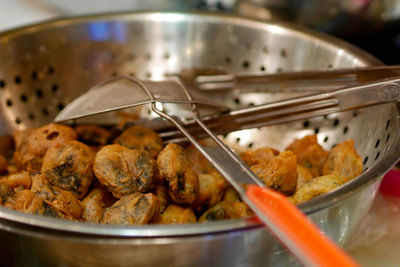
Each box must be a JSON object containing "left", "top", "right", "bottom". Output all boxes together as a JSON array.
[{"left": 246, "top": 184, "right": 359, "bottom": 267}]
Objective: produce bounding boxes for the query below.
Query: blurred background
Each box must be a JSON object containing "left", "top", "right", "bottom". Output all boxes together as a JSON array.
[
  {"left": 1, "top": 1, "right": 400, "bottom": 266},
  {"left": 3, "top": 0, "right": 400, "bottom": 64}
]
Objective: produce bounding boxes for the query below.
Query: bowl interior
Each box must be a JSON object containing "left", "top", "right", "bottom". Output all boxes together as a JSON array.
[{"left": 0, "top": 12, "right": 396, "bottom": 236}]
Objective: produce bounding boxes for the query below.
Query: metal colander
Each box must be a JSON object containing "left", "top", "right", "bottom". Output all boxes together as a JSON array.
[{"left": 0, "top": 12, "right": 399, "bottom": 267}]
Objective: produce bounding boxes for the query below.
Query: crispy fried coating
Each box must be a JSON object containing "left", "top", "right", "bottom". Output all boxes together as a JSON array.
[
  {"left": 192, "top": 174, "right": 225, "bottom": 213},
  {"left": 31, "top": 172, "right": 55, "bottom": 201},
  {"left": 93, "top": 144, "right": 155, "bottom": 198},
  {"left": 291, "top": 175, "right": 342, "bottom": 204},
  {"left": 295, "top": 165, "right": 314, "bottom": 192},
  {"left": 152, "top": 204, "right": 196, "bottom": 224},
  {"left": 186, "top": 144, "right": 229, "bottom": 190},
  {"left": 322, "top": 140, "right": 363, "bottom": 184},
  {"left": 222, "top": 187, "right": 240, "bottom": 202},
  {"left": 7, "top": 165, "right": 18, "bottom": 175},
  {"left": 152, "top": 185, "right": 169, "bottom": 213},
  {"left": 101, "top": 193, "right": 159, "bottom": 225},
  {"left": 0, "top": 180, "right": 13, "bottom": 204},
  {"left": 240, "top": 147, "right": 279, "bottom": 166},
  {"left": 51, "top": 187, "right": 82, "bottom": 219},
  {"left": 114, "top": 125, "right": 163, "bottom": 158},
  {"left": 0, "top": 121, "right": 366, "bottom": 225},
  {"left": 13, "top": 124, "right": 77, "bottom": 171},
  {"left": 13, "top": 129, "right": 41, "bottom": 171},
  {"left": 28, "top": 123, "right": 78, "bottom": 158},
  {"left": 286, "top": 135, "right": 328, "bottom": 177},
  {"left": 0, "top": 135, "right": 15, "bottom": 159},
  {"left": 6, "top": 171, "right": 31, "bottom": 189},
  {"left": 198, "top": 201, "right": 253, "bottom": 222},
  {"left": 186, "top": 142, "right": 214, "bottom": 175},
  {"left": 5, "top": 189, "right": 64, "bottom": 218},
  {"left": 81, "top": 187, "right": 115, "bottom": 223},
  {"left": 41, "top": 141, "right": 94, "bottom": 199},
  {"left": 76, "top": 125, "right": 111, "bottom": 146},
  {"left": 250, "top": 151, "right": 298, "bottom": 196},
  {"left": 157, "top": 144, "right": 199, "bottom": 205}
]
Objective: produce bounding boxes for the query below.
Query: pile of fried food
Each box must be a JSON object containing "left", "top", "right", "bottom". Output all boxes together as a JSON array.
[{"left": 0, "top": 123, "right": 363, "bottom": 225}]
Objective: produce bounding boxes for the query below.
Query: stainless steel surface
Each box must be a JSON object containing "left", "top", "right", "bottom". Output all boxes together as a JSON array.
[
  {"left": 58, "top": 72, "right": 327, "bottom": 262},
  {"left": 55, "top": 76, "right": 228, "bottom": 122},
  {"left": 0, "top": 12, "right": 397, "bottom": 266},
  {"left": 185, "top": 65, "right": 400, "bottom": 91},
  {"left": 39, "top": 0, "right": 203, "bottom": 14}
]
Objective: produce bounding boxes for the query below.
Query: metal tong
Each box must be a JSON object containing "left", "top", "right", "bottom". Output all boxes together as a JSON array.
[
  {"left": 178, "top": 65, "right": 400, "bottom": 92},
  {"left": 156, "top": 66, "right": 400, "bottom": 142},
  {"left": 55, "top": 74, "right": 362, "bottom": 267}
]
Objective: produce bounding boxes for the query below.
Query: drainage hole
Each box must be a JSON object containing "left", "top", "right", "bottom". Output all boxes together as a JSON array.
[
  {"left": 36, "top": 89, "right": 43, "bottom": 98},
  {"left": 51, "top": 84, "right": 59, "bottom": 93},
  {"left": 14, "top": 76, "right": 22, "bottom": 84},
  {"left": 386, "top": 120, "right": 391, "bottom": 130},
  {"left": 42, "top": 107, "right": 49, "bottom": 115},
  {"left": 28, "top": 112, "right": 35, "bottom": 120},
  {"left": 20, "top": 94, "right": 28, "bottom": 102},
  {"left": 333, "top": 119, "right": 340, "bottom": 126}
]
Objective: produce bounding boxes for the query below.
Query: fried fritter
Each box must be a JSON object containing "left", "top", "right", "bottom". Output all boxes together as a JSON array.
[
  {"left": 13, "top": 124, "right": 77, "bottom": 171},
  {"left": 114, "top": 125, "right": 163, "bottom": 158},
  {"left": 192, "top": 174, "right": 225, "bottom": 213},
  {"left": 186, "top": 142, "right": 214, "bottom": 175},
  {"left": 222, "top": 186, "right": 240, "bottom": 202},
  {"left": 30, "top": 172, "right": 55, "bottom": 201},
  {"left": 0, "top": 135, "right": 15, "bottom": 159},
  {"left": 93, "top": 144, "right": 155, "bottom": 198},
  {"left": 51, "top": 187, "right": 82, "bottom": 219},
  {"left": 28, "top": 123, "right": 78, "bottom": 158},
  {"left": 41, "top": 140, "right": 94, "bottom": 199},
  {"left": 157, "top": 143, "right": 199, "bottom": 205},
  {"left": 322, "top": 140, "right": 363, "bottom": 184},
  {"left": 250, "top": 151, "right": 298, "bottom": 196},
  {"left": 186, "top": 143, "right": 229, "bottom": 190},
  {"left": 151, "top": 185, "right": 169, "bottom": 213},
  {"left": 152, "top": 204, "right": 196, "bottom": 224},
  {"left": 6, "top": 171, "right": 31, "bottom": 189},
  {"left": 286, "top": 135, "right": 328, "bottom": 177},
  {"left": 240, "top": 147, "right": 279, "bottom": 166},
  {"left": 198, "top": 201, "right": 253, "bottom": 222},
  {"left": 101, "top": 193, "right": 159, "bottom": 225},
  {"left": 81, "top": 187, "right": 115, "bottom": 223},
  {"left": 0, "top": 180, "right": 13, "bottom": 204},
  {"left": 295, "top": 165, "right": 314, "bottom": 192},
  {"left": 13, "top": 129, "right": 41, "bottom": 171},
  {"left": 5, "top": 189, "right": 65, "bottom": 218},
  {"left": 76, "top": 125, "right": 111, "bottom": 146},
  {"left": 291, "top": 174, "right": 342, "bottom": 204}
]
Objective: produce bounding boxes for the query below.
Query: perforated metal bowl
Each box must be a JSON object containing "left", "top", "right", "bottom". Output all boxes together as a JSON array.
[{"left": 0, "top": 12, "right": 399, "bottom": 267}]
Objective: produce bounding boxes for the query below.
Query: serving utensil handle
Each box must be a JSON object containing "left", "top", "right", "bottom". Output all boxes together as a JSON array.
[{"left": 246, "top": 185, "right": 359, "bottom": 267}]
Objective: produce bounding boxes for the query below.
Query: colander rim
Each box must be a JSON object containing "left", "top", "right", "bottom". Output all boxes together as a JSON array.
[{"left": 0, "top": 11, "right": 396, "bottom": 238}]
